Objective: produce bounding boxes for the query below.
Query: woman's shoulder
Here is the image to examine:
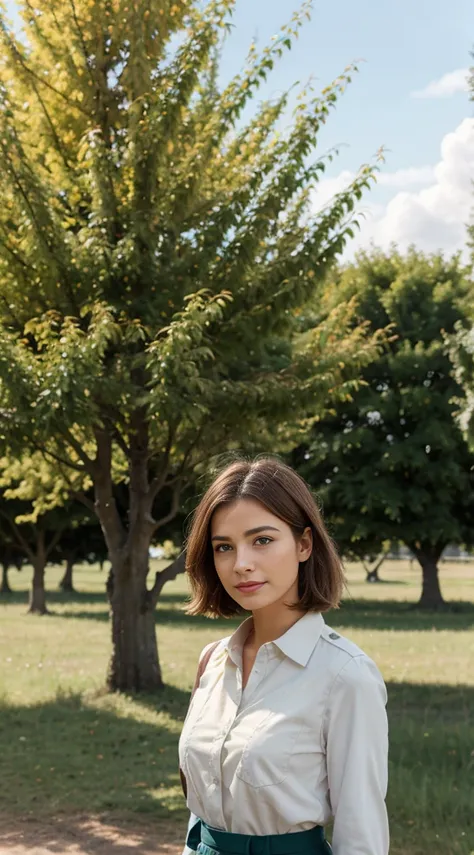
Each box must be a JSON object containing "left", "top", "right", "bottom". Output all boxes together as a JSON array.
[
  {"left": 320, "top": 623, "right": 369, "bottom": 660},
  {"left": 198, "top": 636, "right": 231, "bottom": 665},
  {"left": 319, "top": 623, "right": 386, "bottom": 690},
  {"left": 192, "top": 637, "right": 231, "bottom": 692}
]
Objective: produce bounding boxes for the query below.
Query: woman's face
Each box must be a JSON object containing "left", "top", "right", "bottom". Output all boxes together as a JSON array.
[{"left": 211, "top": 498, "right": 312, "bottom": 612}]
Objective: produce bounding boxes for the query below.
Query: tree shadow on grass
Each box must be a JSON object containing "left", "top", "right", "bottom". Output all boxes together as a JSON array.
[
  {"left": 383, "top": 682, "right": 473, "bottom": 855},
  {"left": 0, "top": 689, "right": 190, "bottom": 848},
  {"left": 155, "top": 597, "right": 474, "bottom": 632},
  {"left": 3, "top": 589, "right": 474, "bottom": 632},
  {"left": 329, "top": 598, "right": 474, "bottom": 631},
  {"left": 0, "top": 588, "right": 187, "bottom": 611},
  {"left": 0, "top": 682, "right": 472, "bottom": 854},
  {"left": 0, "top": 589, "right": 109, "bottom": 608}
]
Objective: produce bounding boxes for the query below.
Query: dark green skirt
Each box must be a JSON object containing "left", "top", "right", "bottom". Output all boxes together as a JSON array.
[{"left": 187, "top": 818, "right": 332, "bottom": 855}]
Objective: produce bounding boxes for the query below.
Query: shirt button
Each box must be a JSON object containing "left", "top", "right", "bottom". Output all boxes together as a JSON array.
[
  {"left": 329, "top": 632, "right": 340, "bottom": 640},
  {"left": 213, "top": 777, "right": 219, "bottom": 785}
]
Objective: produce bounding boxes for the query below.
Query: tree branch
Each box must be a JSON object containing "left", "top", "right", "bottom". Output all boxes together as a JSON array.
[
  {"left": 373, "top": 548, "right": 389, "bottom": 573},
  {"left": 111, "top": 423, "right": 131, "bottom": 458},
  {"left": 59, "top": 427, "right": 96, "bottom": 475},
  {"left": 2, "top": 13, "right": 90, "bottom": 117},
  {"left": 163, "top": 427, "right": 231, "bottom": 489},
  {"left": 45, "top": 526, "right": 64, "bottom": 559},
  {"left": 97, "top": 399, "right": 130, "bottom": 451},
  {"left": 0, "top": 143, "right": 55, "bottom": 260},
  {"left": 175, "top": 425, "right": 206, "bottom": 479},
  {"left": 0, "top": 230, "right": 32, "bottom": 270},
  {"left": 29, "top": 438, "right": 87, "bottom": 474},
  {"left": 148, "top": 425, "right": 176, "bottom": 503},
  {"left": 71, "top": 490, "right": 95, "bottom": 514},
  {"left": 0, "top": 291, "right": 26, "bottom": 333},
  {"left": 152, "top": 482, "right": 182, "bottom": 534},
  {"left": 9, "top": 36, "right": 72, "bottom": 172},
  {"left": 0, "top": 510, "right": 35, "bottom": 564},
  {"left": 93, "top": 427, "right": 126, "bottom": 558},
  {"left": 68, "top": 0, "right": 97, "bottom": 92},
  {"left": 150, "top": 552, "right": 186, "bottom": 607}
]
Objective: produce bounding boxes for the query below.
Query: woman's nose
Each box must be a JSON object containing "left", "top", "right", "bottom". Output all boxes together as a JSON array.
[{"left": 234, "top": 546, "right": 254, "bottom": 572}]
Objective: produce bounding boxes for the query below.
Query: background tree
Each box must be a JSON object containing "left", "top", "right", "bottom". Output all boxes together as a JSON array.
[
  {"left": 330, "top": 527, "right": 392, "bottom": 583},
  {"left": 54, "top": 514, "right": 107, "bottom": 594},
  {"left": 293, "top": 249, "right": 474, "bottom": 608},
  {"left": 449, "top": 51, "right": 474, "bottom": 453},
  {"left": 0, "top": 503, "right": 64, "bottom": 614},
  {"left": 0, "top": 491, "right": 25, "bottom": 594},
  {"left": 0, "top": 0, "right": 381, "bottom": 690},
  {"left": 449, "top": 320, "right": 474, "bottom": 450},
  {"left": 0, "top": 450, "right": 93, "bottom": 612},
  {"left": 467, "top": 51, "right": 474, "bottom": 258}
]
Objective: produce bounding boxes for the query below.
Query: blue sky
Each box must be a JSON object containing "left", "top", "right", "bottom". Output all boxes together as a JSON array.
[
  {"left": 220, "top": 0, "right": 473, "bottom": 258},
  {"left": 221, "top": 0, "right": 471, "bottom": 171},
  {"left": 5, "top": 0, "right": 473, "bottom": 257}
]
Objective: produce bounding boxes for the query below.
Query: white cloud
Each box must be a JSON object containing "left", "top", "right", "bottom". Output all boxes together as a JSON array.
[
  {"left": 411, "top": 68, "right": 469, "bottom": 99},
  {"left": 377, "top": 166, "right": 435, "bottom": 187},
  {"left": 312, "top": 165, "right": 435, "bottom": 211},
  {"left": 312, "top": 170, "right": 355, "bottom": 209},
  {"left": 368, "top": 119, "right": 474, "bottom": 256},
  {"left": 312, "top": 119, "right": 474, "bottom": 259}
]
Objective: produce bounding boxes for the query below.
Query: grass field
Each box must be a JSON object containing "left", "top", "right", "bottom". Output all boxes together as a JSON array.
[{"left": 0, "top": 560, "right": 473, "bottom": 855}]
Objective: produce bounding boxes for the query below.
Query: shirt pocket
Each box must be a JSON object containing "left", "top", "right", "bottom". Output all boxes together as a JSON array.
[{"left": 235, "top": 708, "right": 305, "bottom": 789}]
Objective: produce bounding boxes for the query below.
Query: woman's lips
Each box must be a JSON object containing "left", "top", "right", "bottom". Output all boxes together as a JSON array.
[{"left": 235, "top": 582, "right": 266, "bottom": 593}]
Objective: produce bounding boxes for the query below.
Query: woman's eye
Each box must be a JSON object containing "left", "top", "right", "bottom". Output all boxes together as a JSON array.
[
  {"left": 215, "top": 543, "right": 232, "bottom": 553},
  {"left": 255, "top": 536, "right": 272, "bottom": 546}
]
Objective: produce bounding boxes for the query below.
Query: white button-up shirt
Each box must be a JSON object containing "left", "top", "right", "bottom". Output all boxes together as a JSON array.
[{"left": 179, "top": 612, "right": 389, "bottom": 855}]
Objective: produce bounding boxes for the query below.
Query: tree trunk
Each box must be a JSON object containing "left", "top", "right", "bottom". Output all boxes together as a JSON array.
[
  {"left": 1, "top": 561, "right": 12, "bottom": 594},
  {"left": 28, "top": 532, "right": 48, "bottom": 615},
  {"left": 93, "top": 421, "right": 183, "bottom": 693},
  {"left": 59, "top": 556, "right": 75, "bottom": 593},
  {"left": 28, "top": 561, "right": 48, "bottom": 614},
  {"left": 411, "top": 545, "right": 445, "bottom": 608},
  {"left": 363, "top": 549, "right": 388, "bottom": 583},
  {"left": 105, "top": 550, "right": 186, "bottom": 693},
  {"left": 107, "top": 560, "right": 163, "bottom": 692}
]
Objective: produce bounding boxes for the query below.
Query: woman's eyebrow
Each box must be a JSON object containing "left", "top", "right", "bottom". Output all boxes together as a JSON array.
[{"left": 211, "top": 525, "right": 280, "bottom": 542}]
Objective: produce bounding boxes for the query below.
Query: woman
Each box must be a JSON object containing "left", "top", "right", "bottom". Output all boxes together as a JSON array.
[{"left": 179, "top": 458, "right": 389, "bottom": 855}]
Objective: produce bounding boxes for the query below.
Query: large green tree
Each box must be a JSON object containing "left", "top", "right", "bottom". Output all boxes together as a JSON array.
[
  {"left": 0, "top": 0, "right": 379, "bottom": 690},
  {"left": 448, "top": 51, "right": 474, "bottom": 454},
  {"left": 468, "top": 52, "right": 474, "bottom": 258},
  {"left": 449, "top": 322, "right": 474, "bottom": 450},
  {"left": 293, "top": 249, "right": 474, "bottom": 608}
]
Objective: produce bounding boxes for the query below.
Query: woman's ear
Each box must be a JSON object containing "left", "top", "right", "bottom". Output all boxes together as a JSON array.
[{"left": 299, "top": 527, "right": 313, "bottom": 562}]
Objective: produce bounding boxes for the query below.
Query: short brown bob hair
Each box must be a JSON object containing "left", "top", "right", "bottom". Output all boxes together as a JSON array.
[{"left": 185, "top": 457, "right": 344, "bottom": 617}]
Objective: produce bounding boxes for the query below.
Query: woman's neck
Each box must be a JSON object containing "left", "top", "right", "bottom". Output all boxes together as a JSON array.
[{"left": 249, "top": 602, "right": 306, "bottom": 649}]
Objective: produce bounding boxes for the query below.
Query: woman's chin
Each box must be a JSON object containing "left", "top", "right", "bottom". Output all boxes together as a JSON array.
[{"left": 236, "top": 590, "right": 276, "bottom": 611}]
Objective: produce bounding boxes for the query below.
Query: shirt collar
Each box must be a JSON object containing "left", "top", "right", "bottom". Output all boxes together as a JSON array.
[
  {"left": 272, "top": 611, "right": 325, "bottom": 666},
  {"left": 225, "top": 611, "right": 325, "bottom": 668},
  {"left": 225, "top": 617, "right": 253, "bottom": 668}
]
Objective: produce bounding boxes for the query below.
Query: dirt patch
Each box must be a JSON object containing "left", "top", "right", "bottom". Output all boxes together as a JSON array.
[{"left": 0, "top": 814, "right": 184, "bottom": 855}]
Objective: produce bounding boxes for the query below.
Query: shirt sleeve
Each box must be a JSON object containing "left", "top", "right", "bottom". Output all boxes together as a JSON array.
[{"left": 324, "top": 655, "right": 389, "bottom": 855}]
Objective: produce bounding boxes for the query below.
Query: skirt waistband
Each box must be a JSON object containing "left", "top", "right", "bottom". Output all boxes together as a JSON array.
[{"left": 186, "top": 818, "right": 331, "bottom": 855}]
